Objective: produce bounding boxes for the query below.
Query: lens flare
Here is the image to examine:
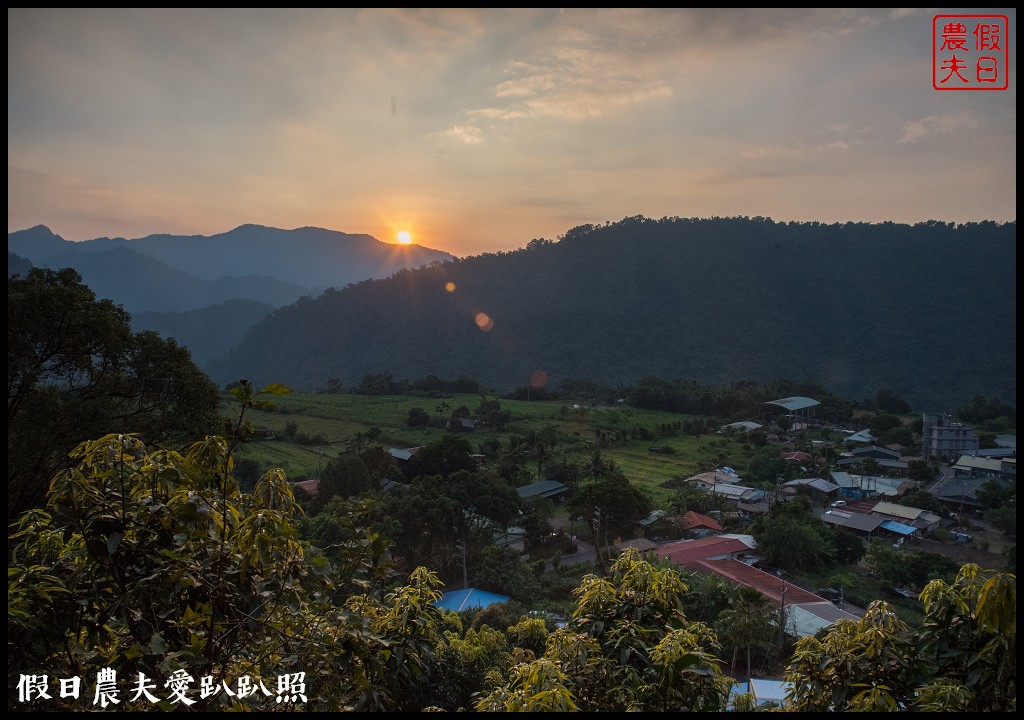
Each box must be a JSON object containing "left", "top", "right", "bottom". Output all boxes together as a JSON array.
[{"left": 474, "top": 312, "right": 494, "bottom": 332}]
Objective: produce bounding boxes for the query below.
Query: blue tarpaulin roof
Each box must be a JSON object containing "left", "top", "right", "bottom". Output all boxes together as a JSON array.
[
  {"left": 435, "top": 588, "right": 510, "bottom": 613},
  {"left": 880, "top": 520, "right": 918, "bottom": 536}
]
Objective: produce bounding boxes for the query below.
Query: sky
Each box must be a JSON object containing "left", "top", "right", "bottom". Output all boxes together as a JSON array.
[{"left": 8, "top": 8, "right": 1017, "bottom": 258}]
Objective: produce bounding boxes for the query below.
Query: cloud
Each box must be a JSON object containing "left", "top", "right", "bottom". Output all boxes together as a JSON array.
[
  {"left": 898, "top": 110, "right": 982, "bottom": 144},
  {"left": 740, "top": 140, "right": 850, "bottom": 160},
  {"left": 442, "top": 126, "right": 485, "bottom": 145}
]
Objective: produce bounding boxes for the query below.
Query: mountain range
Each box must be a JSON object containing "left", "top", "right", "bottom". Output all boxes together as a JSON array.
[
  {"left": 9, "top": 216, "right": 1016, "bottom": 412},
  {"left": 7, "top": 224, "right": 454, "bottom": 312}
]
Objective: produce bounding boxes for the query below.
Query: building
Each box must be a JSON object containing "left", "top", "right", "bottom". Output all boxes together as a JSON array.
[
  {"left": 516, "top": 479, "right": 570, "bottom": 501},
  {"left": 869, "top": 500, "right": 941, "bottom": 534},
  {"left": 820, "top": 508, "right": 886, "bottom": 537},
  {"left": 760, "top": 396, "right": 820, "bottom": 428},
  {"left": 850, "top": 445, "right": 902, "bottom": 461},
  {"left": 951, "top": 455, "right": 1016, "bottom": 480},
  {"left": 921, "top": 413, "right": 980, "bottom": 460},
  {"left": 387, "top": 446, "right": 421, "bottom": 463},
  {"left": 781, "top": 477, "right": 841, "bottom": 504},
  {"left": 719, "top": 420, "right": 763, "bottom": 433},
  {"left": 679, "top": 510, "right": 725, "bottom": 537},
  {"left": 830, "top": 472, "right": 913, "bottom": 499},
  {"left": 843, "top": 429, "right": 878, "bottom": 445}
]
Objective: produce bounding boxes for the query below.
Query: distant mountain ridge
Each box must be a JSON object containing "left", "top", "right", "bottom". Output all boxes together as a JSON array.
[
  {"left": 131, "top": 298, "right": 277, "bottom": 368},
  {"left": 208, "top": 216, "right": 1016, "bottom": 411},
  {"left": 7, "top": 223, "right": 455, "bottom": 310}
]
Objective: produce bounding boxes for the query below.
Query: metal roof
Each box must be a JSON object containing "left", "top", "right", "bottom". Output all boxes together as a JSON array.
[
  {"left": 681, "top": 510, "right": 724, "bottom": 532},
  {"left": 388, "top": 447, "right": 418, "bottom": 461},
  {"left": 435, "top": 588, "right": 510, "bottom": 613},
  {"left": 763, "top": 396, "right": 820, "bottom": 411},
  {"left": 843, "top": 430, "right": 877, "bottom": 443},
  {"left": 820, "top": 509, "right": 885, "bottom": 532},
  {"left": 656, "top": 536, "right": 754, "bottom": 567},
  {"left": 880, "top": 520, "right": 918, "bottom": 536},
  {"left": 871, "top": 501, "right": 923, "bottom": 520},
  {"left": 516, "top": 479, "right": 569, "bottom": 499},
  {"left": 749, "top": 678, "right": 791, "bottom": 704},
  {"left": 720, "top": 420, "right": 763, "bottom": 431},
  {"left": 788, "top": 603, "right": 861, "bottom": 637},
  {"left": 782, "top": 477, "right": 840, "bottom": 493}
]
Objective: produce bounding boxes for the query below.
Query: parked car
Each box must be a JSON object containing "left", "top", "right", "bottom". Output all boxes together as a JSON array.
[{"left": 831, "top": 500, "right": 847, "bottom": 508}]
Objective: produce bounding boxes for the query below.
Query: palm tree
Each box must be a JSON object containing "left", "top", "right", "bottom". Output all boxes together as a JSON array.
[{"left": 715, "top": 586, "right": 777, "bottom": 680}]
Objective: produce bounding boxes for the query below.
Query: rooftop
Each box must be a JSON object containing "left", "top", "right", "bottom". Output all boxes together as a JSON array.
[{"left": 763, "top": 396, "right": 820, "bottom": 412}]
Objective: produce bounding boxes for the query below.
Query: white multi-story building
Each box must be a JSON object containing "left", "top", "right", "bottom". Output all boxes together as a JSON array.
[{"left": 921, "top": 413, "right": 980, "bottom": 461}]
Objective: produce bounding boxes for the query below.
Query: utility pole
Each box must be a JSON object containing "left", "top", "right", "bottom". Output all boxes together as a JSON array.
[
  {"left": 593, "top": 508, "right": 607, "bottom": 574},
  {"left": 456, "top": 541, "right": 468, "bottom": 590},
  {"left": 778, "top": 586, "right": 789, "bottom": 651}
]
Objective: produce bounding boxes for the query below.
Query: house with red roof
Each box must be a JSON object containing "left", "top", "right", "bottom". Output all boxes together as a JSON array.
[{"left": 679, "top": 510, "right": 724, "bottom": 536}]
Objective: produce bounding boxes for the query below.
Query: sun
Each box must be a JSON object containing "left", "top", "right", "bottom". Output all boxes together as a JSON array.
[{"left": 396, "top": 230, "right": 412, "bottom": 245}]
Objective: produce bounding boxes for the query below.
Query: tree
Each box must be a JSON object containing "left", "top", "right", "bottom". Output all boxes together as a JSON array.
[
  {"left": 681, "top": 571, "right": 736, "bottom": 625},
  {"left": 750, "top": 499, "right": 835, "bottom": 571},
  {"left": 833, "top": 527, "right": 867, "bottom": 565},
  {"left": 8, "top": 268, "right": 221, "bottom": 519},
  {"left": 875, "top": 388, "right": 912, "bottom": 415},
  {"left": 475, "top": 549, "right": 732, "bottom": 712},
  {"left": 316, "top": 451, "right": 376, "bottom": 506},
  {"left": 358, "top": 444, "right": 399, "bottom": 484},
  {"left": 915, "top": 563, "right": 1016, "bottom": 710},
  {"left": 471, "top": 545, "right": 542, "bottom": 601},
  {"left": 715, "top": 586, "right": 777, "bottom": 679},
  {"left": 407, "top": 406, "right": 431, "bottom": 427},
  {"left": 374, "top": 469, "right": 523, "bottom": 584},
  {"left": 403, "top": 435, "right": 478, "bottom": 481},
  {"left": 567, "top": 462, "right": 652, "bottom": 564},
  {"left": 8, "top": 382, "right": 452, "bottom": 712},
  {"left": 785, "top": 563, "right": 1016, "bottom": 711}
]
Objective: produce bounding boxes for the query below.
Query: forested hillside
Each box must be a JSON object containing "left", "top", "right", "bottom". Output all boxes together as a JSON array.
[{"left": 210, "top": 216, "right": 1016, "bottom": 412}]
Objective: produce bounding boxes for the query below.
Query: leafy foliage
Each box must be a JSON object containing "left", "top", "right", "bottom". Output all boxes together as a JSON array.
[
  {"left": 476, "top": 548, "right": 732, "bottom": 711},
  {"left": 8, "top": 267, "right": 222, "bottom": 519},
  {"left": 785, "top": 563, "right": 1016, "bottom": 711},
  {"left": 8, "top": 383, "right": 450, "bottom": 712}
]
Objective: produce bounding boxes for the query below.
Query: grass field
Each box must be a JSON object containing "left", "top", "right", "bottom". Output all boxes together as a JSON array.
[{"left": 228, "top": 390, "right": 766, "bottom": 506}]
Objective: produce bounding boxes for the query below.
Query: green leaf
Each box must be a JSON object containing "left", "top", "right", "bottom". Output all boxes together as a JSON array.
[{"left": 260, "top": 383, "right": 293, "bottom": 397}]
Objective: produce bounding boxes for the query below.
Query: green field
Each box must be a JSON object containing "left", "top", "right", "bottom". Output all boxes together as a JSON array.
[{"left": 229, "top": 390, "right": 768, "bottom": 506}]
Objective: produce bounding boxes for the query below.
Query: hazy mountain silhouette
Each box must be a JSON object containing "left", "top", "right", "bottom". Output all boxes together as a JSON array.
[
  {"left": 8, "top": 251, "right": 33, "bottom": 277},
  {"left": 32, "top": 245, "right": 310, "bottom": 313},
  {"left": 8, "top": 223, "right": 454, "bottom": 293},
  {"left": 8, "top": 223, "right": 457, "bottom": 357},
  {"left": 208, "top": 216, "right": 1016, "bottom": 411},
  {"left": 131, "top": 298, "right": 277, "bottom": 368}
]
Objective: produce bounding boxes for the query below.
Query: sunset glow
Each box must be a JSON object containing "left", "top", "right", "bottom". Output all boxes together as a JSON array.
[{"left": 7, "top": 9, "right": 1016, "bottom": 258}]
